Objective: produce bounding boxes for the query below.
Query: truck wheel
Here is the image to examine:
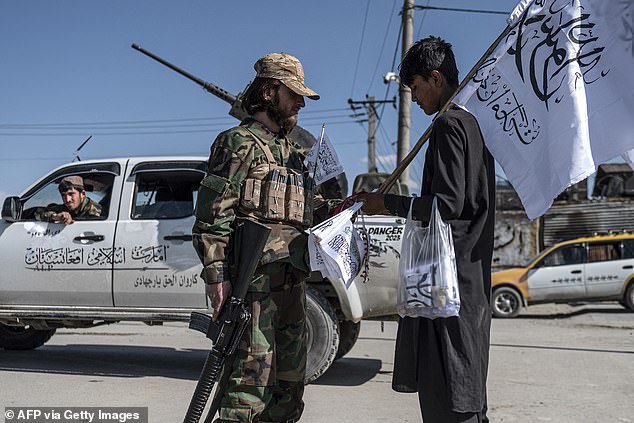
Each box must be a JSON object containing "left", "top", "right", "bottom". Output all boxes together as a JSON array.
[
  {"left": 0, "top": 324, "right": 56, "bottom": 350},
  {"left": 491, "top": 287, "right": 523, "bottom": 318},
  {"left": 305, "top": 286, "right": 339, "bottom": 384},
  {"left": 624, "top": 283, "right": 634, "bottom": 311},
  {"left": 336, "top": 320, "right": 361, "bottom": 359}
]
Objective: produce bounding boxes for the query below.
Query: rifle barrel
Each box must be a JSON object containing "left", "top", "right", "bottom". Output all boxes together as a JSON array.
[{"left": 131, "top": 43, "right": 237, "bottom": 105}]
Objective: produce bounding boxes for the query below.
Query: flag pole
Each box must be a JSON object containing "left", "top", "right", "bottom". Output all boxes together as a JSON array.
[
  {"left": 379, "top": 23, "right": 515, "bottom": 194},
  {"left": 310, "top": 123, "right": 326, "bottom": 178}
]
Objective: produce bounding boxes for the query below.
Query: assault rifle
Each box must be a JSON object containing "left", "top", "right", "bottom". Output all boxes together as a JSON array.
[{"left": 183, "top": 218, "right": 271, "bottom": 423}]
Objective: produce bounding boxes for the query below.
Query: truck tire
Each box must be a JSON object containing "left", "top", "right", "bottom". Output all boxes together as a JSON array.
[
  {"left": 624, "top": 282, "right": 634, "bottom": 311},
  {"left": 335, "top": 320, "right": 361, "bottom": 359},
  {"left": 0, "top": 324, "right": 56, "bottom": 350},
  {"left": 305, "top": 286, "right": 339, "bottom": 384},
  {"left": 491, "top": 286, "right": 523, "bottom": 318}
]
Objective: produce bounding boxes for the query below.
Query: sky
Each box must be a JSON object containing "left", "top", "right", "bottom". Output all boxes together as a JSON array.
[{"left": 0, "top": 0, "right": 523, "bottom": 205}]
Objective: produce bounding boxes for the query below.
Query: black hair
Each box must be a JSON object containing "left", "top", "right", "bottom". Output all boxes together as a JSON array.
[
  {"left": 241, "top": 77, "right": 281, "bottom": 115},
  {"left": 399, "top": 36, "right": 459, "bottom": 88}
]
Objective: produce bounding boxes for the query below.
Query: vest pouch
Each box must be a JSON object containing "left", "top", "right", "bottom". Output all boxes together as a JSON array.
[
  {"left": 302, "top": 176, "right": 316, "bottom": 227},
  {"left": 241, "top": 179, "right": 262, "bottom": 210},
  {"left": 285, "top": 172, "right": 305, "bottom": 225},
  {"left": 195, "top": 173, "right": 230, "bottom": 225},
  {"left": 262, "top": 168, "right": 287, "bottom": 220}
]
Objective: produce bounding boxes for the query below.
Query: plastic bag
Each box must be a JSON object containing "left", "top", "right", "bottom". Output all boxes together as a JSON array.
[{"left": 397, "top": 197, "right": 460, "bottom": 318}]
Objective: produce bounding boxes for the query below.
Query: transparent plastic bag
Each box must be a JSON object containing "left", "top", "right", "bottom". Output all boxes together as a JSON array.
[{"left": 397, "top": 197, "right": 460, "bottom": 318}]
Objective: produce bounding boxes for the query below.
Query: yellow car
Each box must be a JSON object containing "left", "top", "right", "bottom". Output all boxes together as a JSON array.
[{"left": 491, "top": 233, "right": 634, "bottom": 317}]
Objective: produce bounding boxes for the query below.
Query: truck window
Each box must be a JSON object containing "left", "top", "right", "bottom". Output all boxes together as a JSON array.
[
  {"left": 622, "top": 239, "right": 634, "bottom": 259},
  {"left": 132, "top": 170, "right": 203, "bottom": 220},
  {"left": 539, "top": 244, "right": 586, "bottom": 267},
  {"left": 21, "top": 172, "right": 115, "bottom": 220},
  {"left": 587, "top": 242, "right": 620, "bottom": 263}
]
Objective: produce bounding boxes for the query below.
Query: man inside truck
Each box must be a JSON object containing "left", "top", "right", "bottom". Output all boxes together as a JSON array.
[{"left": 35, "top": 175, "right": 102, "bottom": 224}]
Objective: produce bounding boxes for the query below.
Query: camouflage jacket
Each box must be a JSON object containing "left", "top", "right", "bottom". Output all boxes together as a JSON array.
[
  {"left": 192, "top": 118, "right": 338, "bottom": 284},
  {"left": 35, "top": 197, "right": 102, "bottom": 222}
]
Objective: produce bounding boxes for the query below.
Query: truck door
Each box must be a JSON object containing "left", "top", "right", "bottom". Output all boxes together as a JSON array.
[
  {"left": 352, "top": 215, "right": 406, "bottom": 318},
  {"left": 527, "top": 243, "right": 586, "bottom": 301},
  {"left": 585, "top": 240, "right": 632, "bottom": 298},
  {"left": 112, "top": 160, "right": 206, "bottom": 308},
  {"left": 0, "top": 162, "right": 122, "bottom": 306}
]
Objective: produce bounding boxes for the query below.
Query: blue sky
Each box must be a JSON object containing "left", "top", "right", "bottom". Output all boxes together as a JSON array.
[{"left": 0, "top": 0, "right": 520, "bottom": 204}]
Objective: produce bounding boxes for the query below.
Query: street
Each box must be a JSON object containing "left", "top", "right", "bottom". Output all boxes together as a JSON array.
[{"left": 1, "top": 303, "right": 632, "bottom": 423}]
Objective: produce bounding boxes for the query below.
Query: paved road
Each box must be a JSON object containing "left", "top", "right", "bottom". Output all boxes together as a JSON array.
[{"left": 1, "top": 303, "right": 632, "bottom": 422}]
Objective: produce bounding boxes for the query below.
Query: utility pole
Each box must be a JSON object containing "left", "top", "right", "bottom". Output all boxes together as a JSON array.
[
  {"left": 397, "top": 0, "right": 414, "bottom": 186},
  {"left": 367, "top": 96, "right": 377, "bottom": 173},
  {"left": 349, "top": 97, "right": 396, "bottom": 173}
]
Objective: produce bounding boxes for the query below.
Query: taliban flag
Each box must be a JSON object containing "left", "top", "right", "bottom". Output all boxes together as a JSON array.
[{"left": 453, "top": 0, "right": 634, "bottom": 220}]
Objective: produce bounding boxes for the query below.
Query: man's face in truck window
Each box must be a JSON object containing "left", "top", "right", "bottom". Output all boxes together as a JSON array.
[{"left": 60, "top": 187, "right": 85, "bottom": 212}]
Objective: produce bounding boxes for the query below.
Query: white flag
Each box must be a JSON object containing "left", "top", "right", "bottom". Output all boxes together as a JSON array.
[
  {"left": 454, "top": 0, "right": 634, "bottom": 219},
  {"left": 308, "top": 202, "right": 366, "bottom": 288},
  {"left": 304, "top": 131, "right": 344, "bottom": 185}
]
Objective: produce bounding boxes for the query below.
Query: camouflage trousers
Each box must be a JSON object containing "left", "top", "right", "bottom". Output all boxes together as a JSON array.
[{"left": 215, "top": 261, "right": 307, "bottom": 423}]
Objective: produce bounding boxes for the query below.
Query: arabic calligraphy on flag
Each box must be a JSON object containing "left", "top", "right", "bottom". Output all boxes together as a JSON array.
[
  {"left": 304, "top": 131, "right": 344, "bottom": 185},
  {"left": 454, "top": 0, "right": 634, "bottom": 219}
]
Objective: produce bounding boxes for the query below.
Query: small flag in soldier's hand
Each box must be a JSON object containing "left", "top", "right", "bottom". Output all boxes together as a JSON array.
[{"left": 304, "top": 131, "right": 344, "bottom": 185}]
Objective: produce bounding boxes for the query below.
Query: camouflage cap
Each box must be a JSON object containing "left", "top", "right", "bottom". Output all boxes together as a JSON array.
[
  {"left": 254, "top": 53, "right": 320, "bottom": 100},
  {"left": 58, "top": 175, "right": 85, "bottom": 192}
]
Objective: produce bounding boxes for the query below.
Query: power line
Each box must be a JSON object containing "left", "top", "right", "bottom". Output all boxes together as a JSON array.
[
  {"left": 367, "top": 0, "right": 398, "bottom": 94},
  {"left": 415, "top": 0, "right": 431, "bottom": 39},
  {"left": 0, "top": 108, "right": 352, "bottom": 128},
  {"left": 413, "top": 5, "right": 509, "bottom": 15},
  {"left": 350, "top": 0, "right": 371, "bottom": 98}
]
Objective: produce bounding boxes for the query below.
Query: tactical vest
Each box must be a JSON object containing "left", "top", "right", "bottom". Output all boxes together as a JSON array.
[{"left": 237, "top": 127, "right": 313, "bottom": 228}]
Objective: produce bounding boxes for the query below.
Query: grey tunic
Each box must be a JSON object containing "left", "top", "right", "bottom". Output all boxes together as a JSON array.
[{"left": 384, "top": 104, "right": 495, "bottom": 420}]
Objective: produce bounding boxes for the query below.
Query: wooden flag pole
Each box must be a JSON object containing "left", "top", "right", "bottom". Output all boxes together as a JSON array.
[{"left": 379, "top": 23, "right": 515, "bottom": 194}]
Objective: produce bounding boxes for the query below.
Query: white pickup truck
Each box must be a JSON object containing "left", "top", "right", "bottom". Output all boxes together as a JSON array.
[{"left": 0, "top": 156, "right": 405, "bottom": 382}]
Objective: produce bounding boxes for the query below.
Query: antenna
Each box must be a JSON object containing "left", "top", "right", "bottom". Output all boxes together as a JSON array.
[{"left": 72, "top": 135, "right": 93, "bottom": 162}]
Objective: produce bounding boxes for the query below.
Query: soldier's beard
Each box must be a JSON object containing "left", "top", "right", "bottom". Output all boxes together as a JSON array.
[{"left": 265, "top": 96, "right": 297, "bottom": 136}]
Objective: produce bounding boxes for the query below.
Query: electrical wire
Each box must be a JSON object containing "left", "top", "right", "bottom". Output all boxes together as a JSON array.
[
  {"left": 367, "top": 0, "right": 398, "bottom": 94},
  {"left": 415, "top": 0, "right": 431, "bottom": 39},
  {"left": 350, "top": 0, "right": 371, "bottom": 98}
]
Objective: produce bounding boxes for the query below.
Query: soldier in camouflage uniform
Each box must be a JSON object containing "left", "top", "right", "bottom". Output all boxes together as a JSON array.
[
  {"left": 192, "top": 53, "right": 333, "bottom": 423},
  {"left": 35, "top": 175, "right": 102, "bottom": 224}
]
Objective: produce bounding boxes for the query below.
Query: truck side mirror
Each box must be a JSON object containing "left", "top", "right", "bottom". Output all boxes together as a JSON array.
[{"left": 1, "top": 196, "right": 22, "bottom": 222}]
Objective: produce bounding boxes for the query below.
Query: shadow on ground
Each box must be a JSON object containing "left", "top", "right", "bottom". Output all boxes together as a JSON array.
[
  {"left": 312, "top": 357, "right": 384, "bottom": 386},
  {"left": 0, "top": 344, "right": 207, "bottom": 380},
  {"left": 516, "top": 304, "right": 631, "bottom": 319}
]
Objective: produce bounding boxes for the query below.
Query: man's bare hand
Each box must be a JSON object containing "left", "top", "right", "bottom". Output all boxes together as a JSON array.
[
  {"left": 52, "top": 211, "right": 74, "bottom": 224},
  {"left": 356, "top": 192, "right": 391, "bottom": 215},
  {"left": 206, "top": 281, "right": 232, "bottom": 321}
]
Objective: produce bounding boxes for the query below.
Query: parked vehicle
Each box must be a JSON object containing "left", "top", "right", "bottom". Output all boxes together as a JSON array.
[
  {"left": 0, "top": 157, "right": 405, "bottom": 382},
  {"left": 491, "top": 233, "right": 634, "bottom": 317}
]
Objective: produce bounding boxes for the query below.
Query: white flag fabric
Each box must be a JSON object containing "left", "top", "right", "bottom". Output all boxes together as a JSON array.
[
  {"left": 308, "top": 202, "right": 366, "bottom": 288},
  {"left": 454, "top": 0, "right": 634, "bottom": 219},
  {"left": 624, "top": 149, "right": 634, "bottom": 171},
  {"left": 304, "top": 132, "right": 344, "bottom": 185}
]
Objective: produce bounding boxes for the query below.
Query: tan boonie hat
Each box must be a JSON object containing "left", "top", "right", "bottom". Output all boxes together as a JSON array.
[
  {"left": 254, "top": 52, "right": 320, "bottom": 100},
  {"left": 58, "top": 175, "right": 85, "bottom": 192}
]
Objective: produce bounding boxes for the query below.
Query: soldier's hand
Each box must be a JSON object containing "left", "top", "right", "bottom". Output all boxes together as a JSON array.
[
  {"left": 52, "top": 212, "right": 74, "bottom": 225},
  {"left": 357, "top": 192, "right": 390, "bottom": 215},
  {"left": 206, "top": 281, "right": 232, "bottom": 321}
]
